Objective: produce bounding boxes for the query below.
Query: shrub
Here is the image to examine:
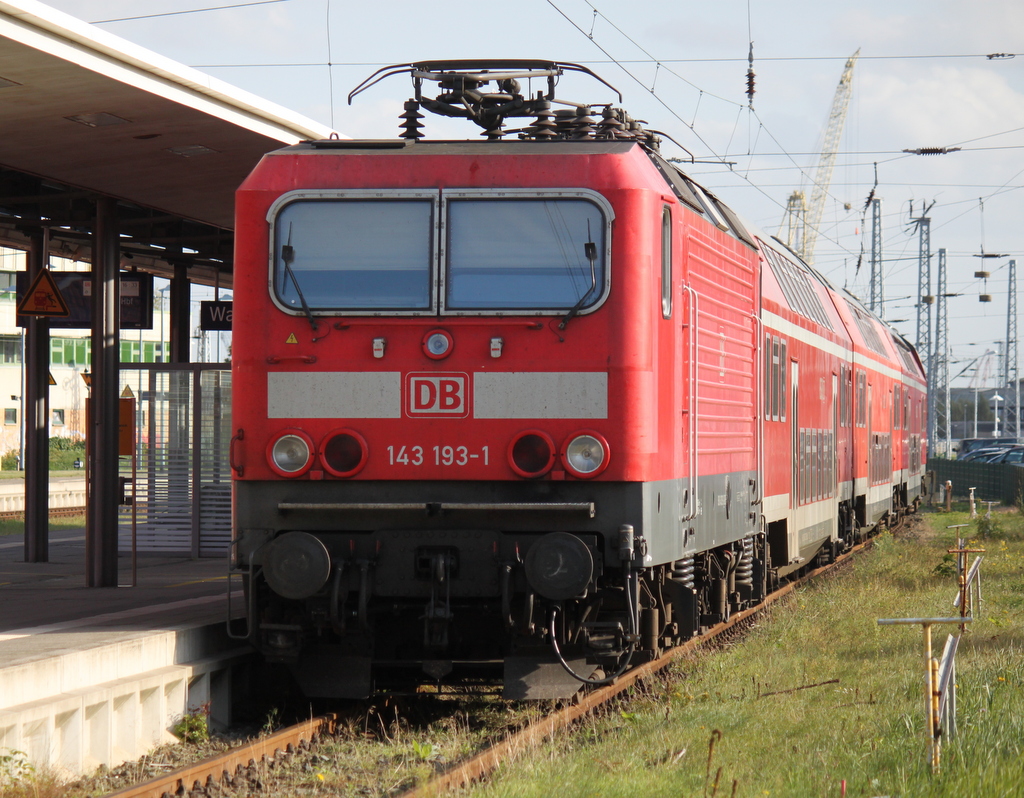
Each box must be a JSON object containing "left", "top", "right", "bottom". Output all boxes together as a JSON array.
[
  {"left": 2, "top": 436, "right": 86, "bottom": 471},
  {"left": 172, "top": 710, "right": 209, "bottom": 744}
]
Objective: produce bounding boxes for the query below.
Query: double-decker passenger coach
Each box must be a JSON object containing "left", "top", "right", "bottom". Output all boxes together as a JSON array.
[{"left": 228, "top": 61, "right": 927, "bottom": 698}]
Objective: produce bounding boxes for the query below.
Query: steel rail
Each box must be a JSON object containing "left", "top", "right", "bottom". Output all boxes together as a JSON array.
[
  {"left": 0, "top": 505, "right": 86, "bottom": 520},
  {"left": 103, "top": 715, "right": 338, "bottom": 798}
]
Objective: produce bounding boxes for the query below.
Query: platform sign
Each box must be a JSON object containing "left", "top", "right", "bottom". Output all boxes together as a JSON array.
[
  {"left": 16, "top": 269, "right": 70, "bottom": 317},
  {"left": 16, "top": 272, "right": 153, "bottom": 329},
  {"left": 119, "top": 397, "right": 135, "bottom": 456},
  {"left": 200, "top": 300, "right": 233, "bottom": 331}
]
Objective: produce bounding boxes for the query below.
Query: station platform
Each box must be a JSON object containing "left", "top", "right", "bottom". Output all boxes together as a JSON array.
[{"left": 0, "top": 526, "right": 250, "bottom": 777}]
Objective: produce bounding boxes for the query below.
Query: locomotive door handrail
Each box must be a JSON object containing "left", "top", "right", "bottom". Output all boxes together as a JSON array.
[{"left": 682, "top": 284, "right": 699, "bottom": 521}]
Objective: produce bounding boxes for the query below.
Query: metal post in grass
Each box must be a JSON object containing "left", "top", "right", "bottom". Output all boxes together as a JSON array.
[
  {"left": 877, "top": 617, "right": 972, "bottom": 773},
  {"left": 968, "top": 487, "right": 977, "bottom": 518},
  {"left": 946, "top": 525, "right": 984, "bottom": 633}
]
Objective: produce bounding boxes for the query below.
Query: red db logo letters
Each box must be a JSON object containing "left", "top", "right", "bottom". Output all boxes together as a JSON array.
[{"left": 406, "top": 373, "right": 470, "bottom": 417}]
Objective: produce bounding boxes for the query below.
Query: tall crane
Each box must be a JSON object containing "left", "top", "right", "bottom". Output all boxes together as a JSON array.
[{"left": 779, "top": 49, "right": 860, "bottom": 265}]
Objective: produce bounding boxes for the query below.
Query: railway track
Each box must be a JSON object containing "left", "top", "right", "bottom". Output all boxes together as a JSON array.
[
  {"left": 103, "top": 716, "right": 339, "bottom": 798},
  {"left": 0, "top": 505, "right": 86, "bottom": 521},
  {"left": 99, "top": 517, "right": 909, "bottom": 798}
]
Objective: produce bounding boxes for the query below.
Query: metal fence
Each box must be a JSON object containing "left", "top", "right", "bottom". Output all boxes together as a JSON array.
[
  {"left": 118, "top": 365, "right": 231, "bottom": 557},
  {"left": 927, "top": 458, "right": 1024, "bottom": 506}
]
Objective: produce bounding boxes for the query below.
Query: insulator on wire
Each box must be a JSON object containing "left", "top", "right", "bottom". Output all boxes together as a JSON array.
[{"left": 746, "top": 41, "right": 755, "bottom": 106}]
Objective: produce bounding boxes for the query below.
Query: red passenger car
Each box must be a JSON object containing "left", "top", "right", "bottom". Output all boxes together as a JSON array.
[{"left": 228, "top": 62, "right": 926, "bottom": 698}]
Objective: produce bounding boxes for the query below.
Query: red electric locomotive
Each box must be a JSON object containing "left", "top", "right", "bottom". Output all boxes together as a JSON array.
[{"left": 228, "top": 61, "right": 927, "bottom": 698}]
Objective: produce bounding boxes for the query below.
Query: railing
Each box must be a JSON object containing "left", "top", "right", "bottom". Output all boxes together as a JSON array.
[{"left": 876, "top": 520, "right": 986, "bottom": 773}]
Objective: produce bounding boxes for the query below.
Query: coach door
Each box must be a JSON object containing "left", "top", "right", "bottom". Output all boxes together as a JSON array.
[
  {"left": 790, "top": 361, "right": 798, "bottom": 509},
  {"left": 832, "top": 373, "right": 839, "bottom": 497}
]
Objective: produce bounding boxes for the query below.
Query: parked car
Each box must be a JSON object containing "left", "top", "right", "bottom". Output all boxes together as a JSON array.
[
  {"left": 960, "top": 446, "right": 1014, "bottom": 462},
  {"left": 958, "top": 437, "right": 1020, "bottom": 456},
  {"left": 983, "top": 446, "right": 1024, "bottom": 464}
]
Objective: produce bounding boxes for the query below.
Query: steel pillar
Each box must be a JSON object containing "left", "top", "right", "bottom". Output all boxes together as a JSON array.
[
  {"left": 86, "top": 197, "right": 121, "bottom": 587},
  {"left": 934, "top": 249, "right": 950, "bottom": 455},
  {"left": 23, "top": 229, "right": 50, "bottom": 563},
  {"left": 913, "top": 211, "right": 934, "bottom": 445},
  {"left": 1007, "top": 260, "right": 1019, "bottom": 439},
  {"left": 870, "top": 198, "right": 883, "bottom": 315},
  {"left": 170, "top": 262, "right": 191, "bottom": 364}
]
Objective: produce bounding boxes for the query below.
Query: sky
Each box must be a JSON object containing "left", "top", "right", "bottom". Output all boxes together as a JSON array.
[{"left": 39, "top": 0, "right": 1024, "bottom": 386}]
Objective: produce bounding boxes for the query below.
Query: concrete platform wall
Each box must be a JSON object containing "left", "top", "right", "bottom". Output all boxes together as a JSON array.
[
  {"left": 0, "top": 477, "right": 86, "bottom": 513},
  {"left": 0, "top": 623, "right": 252, "bottom": 778}
]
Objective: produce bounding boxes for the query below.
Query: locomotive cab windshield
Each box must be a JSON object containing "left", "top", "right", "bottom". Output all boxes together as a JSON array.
[{"left": 268, "top": 190, "right": 612, "bottom": 315}]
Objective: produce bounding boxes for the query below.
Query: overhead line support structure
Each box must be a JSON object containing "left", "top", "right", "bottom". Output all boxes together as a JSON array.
[
  {"left": 1006, "top": 259, "right": 1019, "bottom": 439},
  {"left": 934, "top": 249, "right": 950, "bottom": 455},
  {"left": 870, "top": 198, "right": 883, "bottom": 316},
  {"left": 912, "top": 205, "right": 935, "bottom": 445}
]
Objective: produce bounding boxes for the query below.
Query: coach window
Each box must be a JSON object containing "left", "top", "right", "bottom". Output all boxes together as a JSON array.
[
  {"left": 855, "top": 370, "right": 867, "bottom": 427},
  {"left": 771, "top": 337, "right": 781, "bottom": 421},
  {"left": 893, "top": 385, "right": 901, "bottom": 429},
  {"left": 779, "top": 340, "right": 788, "bottom": 421},
  {"left": 271, "top": 195, "right": 434, "bottom": 311},
  {"left": 445, "top": 196, "right": 609, "bottom": 311},
  {"left": 761, "top": 333, "right": 770, "bottom": 417},
  {"left": 661, "top": 206, "right": 673, "bottom": 318}
]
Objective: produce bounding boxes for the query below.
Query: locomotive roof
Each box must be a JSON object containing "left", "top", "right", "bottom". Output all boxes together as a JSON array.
[{"left": 278, "top": 139, "right": 640, "bottom": 156}]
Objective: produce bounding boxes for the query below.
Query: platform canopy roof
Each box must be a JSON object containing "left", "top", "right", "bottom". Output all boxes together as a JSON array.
[{"left": 0, "top": 0, "right": 337, "bottom": 285}]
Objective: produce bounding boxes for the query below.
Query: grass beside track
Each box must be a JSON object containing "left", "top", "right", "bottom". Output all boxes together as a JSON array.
[
  {"left": 472, "top": 508, "right": 1024, "bottom": 798},
  {"left": 0, "top": 514, "right": 86, "bottom": 537}
]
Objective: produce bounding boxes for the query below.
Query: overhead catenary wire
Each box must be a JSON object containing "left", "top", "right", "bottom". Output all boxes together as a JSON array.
[{"left": 90, "top": 0, "right": 289, "bottom": 24}]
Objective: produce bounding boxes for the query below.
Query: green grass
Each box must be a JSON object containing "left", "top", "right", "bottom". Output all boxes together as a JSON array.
[
  {"left": 472, "top": 510, "right": 1024, "bottom": 798},
  {"left": 0, "top": 515, "right": 86, "bottom": 537},
  {"left": 0, "top": 470, "right": 83, "bottom": 480}
]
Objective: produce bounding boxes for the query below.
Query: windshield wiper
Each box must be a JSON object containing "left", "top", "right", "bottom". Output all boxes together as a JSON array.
[
  {"left": 280, "top": 223, "right": 318, "bottom": 333},
  {"left": 558, "top": 233, "right": 598, "bottom": 331}
]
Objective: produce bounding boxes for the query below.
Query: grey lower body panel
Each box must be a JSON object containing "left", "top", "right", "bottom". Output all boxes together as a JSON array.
[{"left": 235, "top": 470, "right": 760, "bottom": 569}]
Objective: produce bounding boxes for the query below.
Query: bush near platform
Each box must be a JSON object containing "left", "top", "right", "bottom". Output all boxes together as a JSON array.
[{"left": 1, "top": 436, "right": 86, "bottom": 471}]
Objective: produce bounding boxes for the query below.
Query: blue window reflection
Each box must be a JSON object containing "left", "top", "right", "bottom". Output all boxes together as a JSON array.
[
  {"left": 445, "top": 200, "right": 605, "bottom": 310},
  {"left": 273, "top": 200, "right": 433, "bottom": 310}
]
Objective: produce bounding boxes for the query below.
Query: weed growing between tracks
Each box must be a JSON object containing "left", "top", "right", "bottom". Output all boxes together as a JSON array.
[{"left": 472, "top": 511, "right": 1024, "bottom": 798}]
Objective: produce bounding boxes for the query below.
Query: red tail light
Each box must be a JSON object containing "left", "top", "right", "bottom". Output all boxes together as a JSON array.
[{"left": 508, "top": 430, "right": 555, "bottom": 478}]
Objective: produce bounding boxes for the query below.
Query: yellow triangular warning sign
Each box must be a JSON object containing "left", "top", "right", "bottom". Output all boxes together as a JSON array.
[
  {"left": 285, "top": 333, "right": 299, "bottom": 344},
  {"left": 17, "top": 269, "right": 70, "bottom": 317},
  {"left": 48, "top": 371, "right": 56, "bottom": 386},
  {"left": 121, "top": 385, "right": 135, "bottom": 398}
]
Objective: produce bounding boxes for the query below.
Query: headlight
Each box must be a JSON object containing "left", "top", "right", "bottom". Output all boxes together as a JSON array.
[
  {"left": 267, "top": 430, "right": 314, "bottom": 476},
  {"left": 423, "top": 329, "right": 453, "bottom": 359},
  {"left": 321, "top": 429, "right": 368, "bottom": 477},
  {"left": 561, "top": 431, "right": 609, "bottom": 478},
  {"left": 508, "top": 430, "right": 555, "bottom": 478}
]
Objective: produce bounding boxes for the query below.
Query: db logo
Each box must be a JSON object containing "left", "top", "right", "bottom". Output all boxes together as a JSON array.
[{"left": 406, "top": 373, "right": 470, "bottom": 417}]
